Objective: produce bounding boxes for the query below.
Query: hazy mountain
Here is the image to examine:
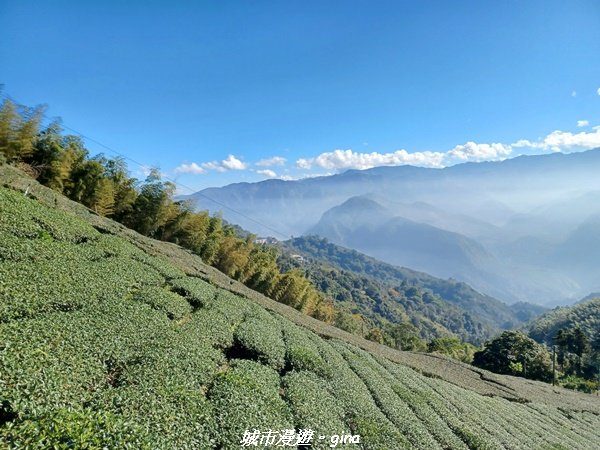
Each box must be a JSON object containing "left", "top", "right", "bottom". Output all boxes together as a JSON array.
[
  {"left": 183, "top": 149, "right": 600, "bottom": 305},
  {"left": 307, "top": 196, "right": 571, "bottom": 304},
  {"left": 308, "top": 196, "right": 496, "bottom": 281}
]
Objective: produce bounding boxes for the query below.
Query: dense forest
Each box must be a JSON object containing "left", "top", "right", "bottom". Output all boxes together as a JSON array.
[
  {"left": 526, "top": 298, "right": 600, "bottom": 392},
  {"left": 0, "top": 97, "right": 335, "bottom": 322},
  {"left": 278, "top": 238, "right": 492, "bottom": 350},
  {"left": 469, "top": 299, "right": 600, "bottom": 392}
]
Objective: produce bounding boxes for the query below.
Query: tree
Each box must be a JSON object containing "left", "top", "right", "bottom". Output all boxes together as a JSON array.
[
  {"left": 366, "top": 327, "right": 384, "bottom": 344},
  {"left": 385, "top": 322, "right": 425, "bottom": 351},
  {"left": 568, "top": 328, "right": 590, "bottom": 376},
  {"left": 125, "top": 169, "right": 176, "bottom": 237},
  {"left": 0, "top": 99, "right": 44, "bottom": 161},
  {"left": 428, "top": 337, "right": 477, "bottom": 363},
  {"left": 554, "top": 327, "right": 591, "bottom": 376},
  {"left": 102, "top": 156, "right": 137, "bottom": 219},
  {"left": 473, "top": 331, "right": 552, "bottom": 381},
  {"left": 91, "top": 178, "right": 116, "bottom": 216}
]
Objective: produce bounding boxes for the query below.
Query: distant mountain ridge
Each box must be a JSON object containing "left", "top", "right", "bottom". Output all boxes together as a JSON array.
[{"left": 183, "top": 149, "right": 600, "bottom": 305}]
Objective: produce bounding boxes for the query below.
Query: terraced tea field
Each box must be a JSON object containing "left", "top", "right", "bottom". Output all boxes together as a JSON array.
[{"left": 1, "top": 167, "right": 599, "bottom": 449}]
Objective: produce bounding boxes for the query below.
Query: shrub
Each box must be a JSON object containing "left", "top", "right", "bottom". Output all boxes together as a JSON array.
[
  {"left": 208, "top": 360, "right": 293, "bottom": 449},
  {"left": 0, "top": 408, "right": 153, "bottom": 449},
  {"left": 282, "top": 371, "right": 350, "bottom": 449},
  {"left": 233, "top": 314, "right": 286, "bottom": 370},
  {"left": 169, "top": 277, "right": 217, "bottom": 308},
  {"left": 133, "top": 286, "right": 192, "bottom": 321}
]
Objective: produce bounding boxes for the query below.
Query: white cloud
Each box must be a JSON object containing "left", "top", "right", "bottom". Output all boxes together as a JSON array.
[
  {"left": 297, "top": 149, "right": 446, "bottom": 170},
  {"left": 200, "top": 161, "right": 226, "bottom": 172},
  {"left": 572, "top": 90, "right": 577, "bottom": 97},
  {"left": 174, "top": 162, "right": 206, "bottom": 174},
  {"left": 175, "top": 154, "right": 248, "bottom": 175},
  {"left": 257, "top": 169, "right": 277, "bottom": 178},
  {"left": 446, "top": 142, "right": 512, "bottom": 161},
  {"left": 220, "top": 154, "right": 247, "bottom": 170},
  {"left": 540, "top": 129, "right": 600, "bottom": 151},
  {"left": 256, "top": 156, "right": 286, "bottom": 167},
  {"left": 513, "top": 128, "right": 600, "bottom": 152},
  {"left": 597, "top": 87, "right": 600, "bottom": 96},
  {"left": 201, "top": 154, "right": 248, "bottom": 172},
  {"left": 294, "top": 125, "right": 600, "bottom": 173}
]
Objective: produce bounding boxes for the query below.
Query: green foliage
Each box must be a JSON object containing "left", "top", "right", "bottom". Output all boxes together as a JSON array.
[
  {"left": 282, "top": 371, "right": 351, "bottom": 449},
  {"left": 428, "top": 337, "right": 477, "bottom": 363},
  {"left": 529, "top": 298, "right": 600, "bottom": 344},
  {"left": 208, "top": 360, "right": 294, "bottom": 449},
  {"left": 233, "top": 313, "right": 286, "bottom": 370},
  {"left": 473, "top": 331, "right": 552, "bottom": 381},
  {"left": 313, "top": 340, "right": 409, "bottom": 449},
  {"left": 0, "top": 408, "right": 152, "bottom": 449},
  {"left": 281, "top": 236, "right": 503, "bottom": 345},
  {"left": 280, "top": 320, "right": 330, "bottom": 377},
  {"left": 133, "top": 286, "right": 192, "bottom": 321},
  {"left": 0, "top": 99, "right": 44, "bottom": 162},
  {"left": 169, "top": 276, "right": 217, "bottom": 308},
  {"left": 558, "top": 375, "right": 598, "bottom": 394},
  {"left": 283, "top": 235, "right": 530, "bottom": 340}
]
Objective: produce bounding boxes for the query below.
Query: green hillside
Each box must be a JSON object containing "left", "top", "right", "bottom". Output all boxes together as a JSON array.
[
  {"left": 1, "top": 172, "right": 600, "bottom": 449},
  {"left": 528, "top": 298, "right": 600, "bottom": 344},
  {"left": 278, "top": 239, "right": 493, "bottom": 345},
  {"left": 282, "top": 236, "right": 538, "bottom": 341}
]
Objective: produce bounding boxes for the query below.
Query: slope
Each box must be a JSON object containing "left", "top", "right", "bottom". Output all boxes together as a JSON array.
[
  {"left": 528, "top": 297, "right": 600, "bottom": 344},
  {"left": 1, "top": 168, "right": 599, "bottom": 449},
  {"left": 283, "top": 236, "right": 538, "bottom": 332}
]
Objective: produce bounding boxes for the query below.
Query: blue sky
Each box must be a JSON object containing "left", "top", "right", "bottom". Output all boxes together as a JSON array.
[{"left": 1, "top": 0, "right": 599, "bottom": 192}]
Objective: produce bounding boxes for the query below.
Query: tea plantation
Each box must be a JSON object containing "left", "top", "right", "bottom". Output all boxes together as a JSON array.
[{"left": 1, "top": 177, "right": 600, "bottom": 449}]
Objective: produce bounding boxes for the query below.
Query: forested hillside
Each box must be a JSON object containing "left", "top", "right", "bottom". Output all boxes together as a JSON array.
[
  {"left": 282, "top": 236, "right": 539, "bottom": 340},
  {"left": 0, "top": 97, "right": 334, "bottom": 322},
  {"left": 524, "top": 299, "right": 600, "bottom": 393},
  {"left": 278, "top": 239, "right": 491, "bottom": 346},
  {"left": 1, "top": 171, "right": 600, "bottom": 449},
  {"left": 528, "top": 298, "right": 600, "bottom": 344}
]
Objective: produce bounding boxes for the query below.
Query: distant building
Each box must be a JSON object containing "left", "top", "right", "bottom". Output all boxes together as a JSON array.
[
  {"left": 255, "top": 237, "right": 278, "bottom": 245},
  {"left": 290, "top": 254, "right": 305, "bottom": 263}
]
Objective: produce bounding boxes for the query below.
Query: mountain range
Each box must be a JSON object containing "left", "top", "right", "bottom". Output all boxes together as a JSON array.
[{"left": 182, "top": 149, "right": 600, "bottom": 305}]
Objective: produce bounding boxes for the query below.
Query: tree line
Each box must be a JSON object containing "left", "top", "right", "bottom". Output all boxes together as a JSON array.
[
  {"left": 472, "top": 329, "right": 600, "bottom": 393},
  {"left": 0, "top": 97, "right": 335, "bottom": 323}
]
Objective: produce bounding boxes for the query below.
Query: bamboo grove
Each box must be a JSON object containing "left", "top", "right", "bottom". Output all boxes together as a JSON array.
[{"left": 0, "top": 97, "right": 335, "bottom": 323}]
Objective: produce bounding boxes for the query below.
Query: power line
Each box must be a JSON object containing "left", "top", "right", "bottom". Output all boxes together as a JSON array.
[{"left": 0, "top": 92, "right": 291, "bottom": 239}]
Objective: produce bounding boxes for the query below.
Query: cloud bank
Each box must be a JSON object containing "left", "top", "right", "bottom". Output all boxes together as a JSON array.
[
  {"left": 176, "top": 126, "right": 600, "bottom": 177},
  {"left": 297, "top": 149, "right": 446, "bottom": 170},
  {"left": 175, "top": 154, "right": 247, "bottom": 174},
  {"left": 297, "top": 127, "right": 600, "bottom": 171}
]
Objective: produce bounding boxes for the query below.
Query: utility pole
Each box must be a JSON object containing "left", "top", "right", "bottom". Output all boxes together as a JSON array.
[{"left": 552, "top": 345, "right": 556, "bottom": 386}]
